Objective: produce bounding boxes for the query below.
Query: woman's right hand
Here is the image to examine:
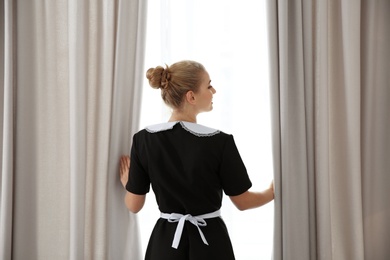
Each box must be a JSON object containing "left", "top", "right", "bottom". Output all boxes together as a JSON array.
[{"left": 119, "top": 155, "right": 130, "bottom": 188}]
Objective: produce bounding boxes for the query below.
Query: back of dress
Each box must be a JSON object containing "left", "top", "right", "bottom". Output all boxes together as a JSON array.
[{"left": 127, "top": 121, "right": 252, "bottom": 215}]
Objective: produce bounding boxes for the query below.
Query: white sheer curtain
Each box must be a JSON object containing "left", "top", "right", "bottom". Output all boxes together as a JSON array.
[
  {"left": 0, "top": 0, "right": 147, "bottom": 259},
  {"left": 267, "top": 0, "right": 390, "bottom": 259},
  {"left": 138, "top": 0, "right": 274, "bottom": 259}
]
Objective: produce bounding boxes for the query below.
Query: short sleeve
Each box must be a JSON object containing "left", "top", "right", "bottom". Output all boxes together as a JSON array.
[
  {"left": 126, "top": 133, "right": 150, "bottom": 194},
  {"left": 219, "top": 135, "right": 252, "bottom": 196}
]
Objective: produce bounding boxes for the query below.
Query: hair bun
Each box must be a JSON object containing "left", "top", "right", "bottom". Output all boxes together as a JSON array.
[{"left": 146, "top": 65, "right": 170, "bottom": 89}]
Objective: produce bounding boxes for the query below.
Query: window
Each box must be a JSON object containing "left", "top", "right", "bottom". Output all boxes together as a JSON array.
[{"left": 138, "top": 0, "right": 274, "bottom": 258}]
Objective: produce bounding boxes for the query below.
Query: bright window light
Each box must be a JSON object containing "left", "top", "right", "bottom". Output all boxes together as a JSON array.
[{"left": 138, "top": 0, "right": 274, "bottom": 259}]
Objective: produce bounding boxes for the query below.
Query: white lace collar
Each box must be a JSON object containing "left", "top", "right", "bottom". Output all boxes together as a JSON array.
[{"left": 145, "top": 121, "right": 220, "bottom": 137}]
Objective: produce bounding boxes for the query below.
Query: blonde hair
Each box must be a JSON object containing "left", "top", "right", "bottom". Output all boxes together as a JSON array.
[{"left": 146, "top": 60, "right": 206, "bottom": 109}]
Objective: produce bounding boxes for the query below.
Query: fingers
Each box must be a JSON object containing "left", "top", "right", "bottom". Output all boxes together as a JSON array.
[
  {"left": 125, "top": 155, "right": 130, "bottom": 168},
  {"left": 269, "top": 180, "right": 275, "bottom": 199},
  {"left": 119, "top": 156, "right": 130, "bottom": 175},
  {"left": 119, "top": 155, "right": 130, "bottom": 188}
]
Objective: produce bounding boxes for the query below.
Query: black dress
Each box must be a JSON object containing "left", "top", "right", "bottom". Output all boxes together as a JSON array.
[{"left": 126, "top": 121, "right": 252, "bottom": 260}]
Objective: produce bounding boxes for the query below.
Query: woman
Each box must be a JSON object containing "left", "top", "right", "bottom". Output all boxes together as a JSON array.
[{"left": 120, "top": 60, "right": 274, "bottom": 259}]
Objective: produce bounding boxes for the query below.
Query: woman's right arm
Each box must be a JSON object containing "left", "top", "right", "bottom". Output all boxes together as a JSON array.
[
  {"left": 124, "top": 192, "right": 146, "bottom": 214},
  {"left": 120, "top": 155, "right": 146, "bottom": 214}
]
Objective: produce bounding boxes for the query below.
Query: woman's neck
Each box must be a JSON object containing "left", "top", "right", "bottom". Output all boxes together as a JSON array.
[{"left": 169, "top": 110, "right": 197, "bottom": 123}]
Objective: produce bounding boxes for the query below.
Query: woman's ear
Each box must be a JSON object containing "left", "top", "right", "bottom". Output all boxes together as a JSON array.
[{"left": 185, "top": 91, "right": 196, "bottom": 105}]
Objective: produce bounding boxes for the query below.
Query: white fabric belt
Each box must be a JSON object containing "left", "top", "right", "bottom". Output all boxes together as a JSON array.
[{"left": 160, "top": 209, "right": 221, "bottom": 249}]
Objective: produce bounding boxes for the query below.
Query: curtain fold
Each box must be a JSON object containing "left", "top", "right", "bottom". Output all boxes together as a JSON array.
[
  {"left": 361, "top": 1, "right": 390, "bottom": 259},
  {"left": 267, "top": 0, "right": 390, "bottom": 259},
  {"left": 0, "top": 0, "right": 147, "bottom": 259},
  {"left": 0, "top": 1, "right": 15, "bottom": 259}
]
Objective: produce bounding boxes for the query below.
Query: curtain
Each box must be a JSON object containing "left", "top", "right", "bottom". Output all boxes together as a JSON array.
[
  {"left": 0, "top": 0, "right": 15, "bottom": 258},
  {"left": 0, "top": 0, "right": 147, "bottom": 259},
  {"left": 267, "top": 0, "right": 390, "bottom": 259}
]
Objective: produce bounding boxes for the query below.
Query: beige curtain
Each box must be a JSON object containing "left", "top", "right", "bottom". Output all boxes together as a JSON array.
[
  {"left": 267, "top": 0, "right": 390, "bottom": 259},
  {"left": 0, "top": 0, "right": 147, "bottom": 259}
]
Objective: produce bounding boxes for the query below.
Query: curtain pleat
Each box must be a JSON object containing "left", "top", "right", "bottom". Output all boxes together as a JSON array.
[
  {"left": 313, "top": 1, "right": 332, "bottom": 259},
  {"left": 327, "top": 2, "right": 365, "bottom": 259},
  {"left": 268, "top": 0, "right": 390, "bottom": 259},
  {"left": 69, "top": 1, "right": 87, "bottom": 258},
  {"left": 0, "top": 1, "right": 15, "bottom": 259},
  {"left": 361, "top": 1, "right": 390, "bottom": 259},
  {"left": 1, "top": 0, "right": 147, "bottom": 259}
]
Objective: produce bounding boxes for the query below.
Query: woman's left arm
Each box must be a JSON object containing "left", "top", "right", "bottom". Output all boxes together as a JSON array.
[{"left": 229, "top": 181, "right": 274, "bottom": 211}]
